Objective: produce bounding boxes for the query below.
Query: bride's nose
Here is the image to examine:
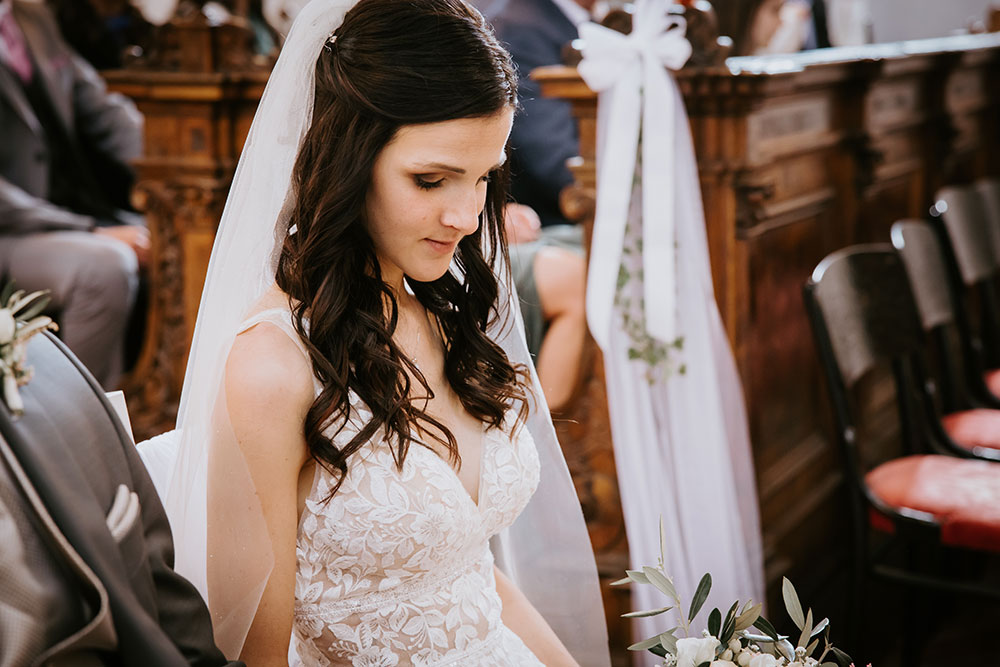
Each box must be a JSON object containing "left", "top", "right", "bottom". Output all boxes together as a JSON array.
[{"left": 440, "top": 188, "right": 483, "bottom": 235}]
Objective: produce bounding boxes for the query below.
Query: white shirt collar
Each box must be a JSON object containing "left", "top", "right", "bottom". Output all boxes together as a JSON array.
[{"left": 550, "top": 0, "right": 590, "bottom": 29}]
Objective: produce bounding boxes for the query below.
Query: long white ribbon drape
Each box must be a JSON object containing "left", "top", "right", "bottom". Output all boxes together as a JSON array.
[
  {"left": 577, "top": 1, "right": 765, "bottom": 661},
  {"left": 578, "top": 1, "right": 691, "bottom": 349}
]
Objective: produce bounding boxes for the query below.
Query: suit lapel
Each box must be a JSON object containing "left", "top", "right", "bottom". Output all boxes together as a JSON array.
[
  {"left": 0, "top": 435, "right": 118, "bottom": 659},
  {"left": 12, "top": 1, "right": 74, "bottom": 133},
  {"left": 0, "top": 57, "right": 41, "bottom": 134}
]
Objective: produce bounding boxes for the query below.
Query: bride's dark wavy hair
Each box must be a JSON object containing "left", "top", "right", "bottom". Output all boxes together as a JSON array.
[{"left": 275, "top": 0, "right": 529, "bottom": 497}]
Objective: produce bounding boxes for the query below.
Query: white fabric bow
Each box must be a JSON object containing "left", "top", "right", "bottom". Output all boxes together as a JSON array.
[{"left": 577, "top": 0, "right": 692, "bottom": 351}]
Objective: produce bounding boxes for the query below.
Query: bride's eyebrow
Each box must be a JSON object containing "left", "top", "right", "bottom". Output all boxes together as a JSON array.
[{"left": 411, "top": 155, "right": 507, "bottom": 175}]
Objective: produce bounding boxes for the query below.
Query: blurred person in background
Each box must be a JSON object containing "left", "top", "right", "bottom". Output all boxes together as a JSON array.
[
  {"left": 0, "top": 0, "right": 148, "bottom": 389},
  {"left": 489, "top": 0, "right": 590, "bottom": 411},
  {"left": 715, "top": 0, "right": 830, "bottom": 55}
]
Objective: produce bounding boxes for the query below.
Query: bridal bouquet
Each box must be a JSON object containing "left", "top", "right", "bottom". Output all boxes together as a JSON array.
[
  {"left": 0, "top": 283, "right": 58, "bottom": 416},
  {"left": 615, "top": 526, "right": 858, "bottom": 667}
]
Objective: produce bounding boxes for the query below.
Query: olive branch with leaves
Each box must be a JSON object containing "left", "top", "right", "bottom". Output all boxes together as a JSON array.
[{"left": 614, "top": 521, "right": 857, "bottom": 667}]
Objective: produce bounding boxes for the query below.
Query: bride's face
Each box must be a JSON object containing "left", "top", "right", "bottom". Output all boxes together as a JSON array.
[{"left": 365, "top": 107, "right": 514, "bottom": 286}]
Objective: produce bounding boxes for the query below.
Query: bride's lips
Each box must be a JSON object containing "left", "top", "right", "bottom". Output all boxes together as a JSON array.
[{"left": 424, "top": 238, "right": 459, "bottom": 254}]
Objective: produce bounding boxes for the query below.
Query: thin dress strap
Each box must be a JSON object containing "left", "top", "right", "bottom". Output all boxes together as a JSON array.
[{"left": 237, "top": 307, "right": 321, "bottom": 393}]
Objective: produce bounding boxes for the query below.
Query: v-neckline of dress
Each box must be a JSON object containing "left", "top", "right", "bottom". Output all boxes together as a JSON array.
[
  {"left": 339, "top": 383, "right": 495, "bottom": 511},
  {"left": 419, "top": 422, "right": 489, "bottom": 510}
]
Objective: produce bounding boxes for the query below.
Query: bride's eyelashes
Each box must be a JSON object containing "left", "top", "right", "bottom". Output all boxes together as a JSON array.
[
  {"left": 414, "top": 175, "right": 444, "bottom": 190},
  {"left": 413, "top": 172, "right": 495, "bottom": 191}
]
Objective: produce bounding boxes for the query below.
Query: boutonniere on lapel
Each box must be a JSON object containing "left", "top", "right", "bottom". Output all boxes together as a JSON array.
[{"left": 0, "top": 282, "right": 58, "bottom": 417}]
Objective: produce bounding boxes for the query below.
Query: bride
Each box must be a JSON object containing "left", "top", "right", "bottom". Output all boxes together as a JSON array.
[{"left": 139, "top": 0, "right": 609, "bottom": 665}]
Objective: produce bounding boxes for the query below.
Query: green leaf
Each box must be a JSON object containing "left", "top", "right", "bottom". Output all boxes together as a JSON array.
[
  {"left": 15, "top": 295, "right": 50, "bottom": 322},
  {"left": 829, "top": 646, "right": 853, "bottom": 667},
  {"left": 782, "top": 577, "right": 805, "bottom": 630},
  {"left": 797, "top": 608, "right": 813, "bottom": 648},
  {"left": 5, "top": 289, "right": 24, "bottom": 310},
  {"left": 642, "top": 566, "right": 677, "bottom": 600},
  {"left": 776, "top": 639, "right": 795, "bottom": 662},
  {"left": 806, "top": 638, "right": 819, "bottom": 656},
  {"left": 688, "top": 573, "right": 712, "bottom": 622},
  {"left": 753, "top": 615, "right": 780, "bottom": 642},
  {"left": 626, "top": 569, "right": 650, "bottom": 585},
  {"left": 720, "top": 600, "right": 740, "bottom": 644},
  {"left": 610, "top": 577, "right": 631, "bottom": 586},
  {"left": 659, "top": 630, "right": 678, "bottom": 655},
  {"left": 628, "top": 634, "right": 664, "bottom": 651},
  {"left": 809, "top": 617, "right": 830, "bottom": 638},
  {"left": 649, "top": 645, "right": 667, "bottom": 658},
  {"left": 708, "top": 607, "right": 721, "bottom": 638},
  {"left": 16, "top": 316, "right": 55, "bottom": 339},
  {"left": 622, "top": 605, "right": 673, "bottom": 618},
  {"left": 696, "top": 663, "right": 710, "bottom": 667},
  {"left": 735, "top": 602, "right": 763, "bottom": 631},
  {"left": 0, "top": 281, "right": 16, "bottom": 305},
  {"left": 9, "top": 290, "right": 47, "bottom": 316}
]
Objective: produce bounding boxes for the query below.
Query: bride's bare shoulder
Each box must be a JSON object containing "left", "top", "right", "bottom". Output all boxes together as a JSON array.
[{"left": 226, "top": 287, "right": 314, "bottom": 432}]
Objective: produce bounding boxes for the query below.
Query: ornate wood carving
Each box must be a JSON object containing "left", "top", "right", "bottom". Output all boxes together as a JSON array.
[
  {"left": 106, "top": 63, "right": 268, "bottom": 440},
  {"left": 122, "top": 179, "right": 230, "bottom": 437}
]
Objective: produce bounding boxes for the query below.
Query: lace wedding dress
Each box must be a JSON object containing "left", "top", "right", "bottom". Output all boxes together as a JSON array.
[{"left": 238, "top": 308, "right": 545, "bottom": 667}]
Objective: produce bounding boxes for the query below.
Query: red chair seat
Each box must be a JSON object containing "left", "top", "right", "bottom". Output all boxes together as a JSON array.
[
  {"left": 866, "top": 454, "right": 1000, "bottom": 552},
  {"left": 941, "top": 408, "right": 1000, "bottom": 452},
  {"left": 985, "top": 369, "right": 1000, "bottom": 399}
]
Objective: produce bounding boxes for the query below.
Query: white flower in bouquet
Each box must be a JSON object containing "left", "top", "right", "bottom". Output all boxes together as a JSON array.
[
  {"left": 748, "top": 655, "right": 779, "bottom": 667},
  {"left": 0, "top": 308, "right": 15, "bottom": 345},
  {"left": 676, "top": 637, "right": 719, "bottom": 667},
  {"left": 0, "top": 284, "right": 58, "bottom": 417}
]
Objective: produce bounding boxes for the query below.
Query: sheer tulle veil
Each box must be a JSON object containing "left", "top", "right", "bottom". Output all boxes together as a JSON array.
[{"left": 139, "top": 0, "right": 610, "bottom": 663}]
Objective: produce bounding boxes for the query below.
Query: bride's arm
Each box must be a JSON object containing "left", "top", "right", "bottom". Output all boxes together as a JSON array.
[
  {"left": 225, "top": 324, "right": 315, "bottom": 666},
  {"left": 494, "top": 566, "right": 580, "bottom": 667}
]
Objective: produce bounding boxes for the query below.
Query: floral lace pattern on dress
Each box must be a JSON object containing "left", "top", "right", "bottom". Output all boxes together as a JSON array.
[{"left": 290, "top": 363, "right": 542, "bottom": 666}]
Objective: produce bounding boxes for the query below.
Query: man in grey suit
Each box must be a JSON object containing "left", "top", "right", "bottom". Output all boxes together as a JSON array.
[
  {"left": 0, "top": 0, "right": 149, "bottom": 389},
  {"left": 0, "top": 331, "right": 240, "bottom": 666}
]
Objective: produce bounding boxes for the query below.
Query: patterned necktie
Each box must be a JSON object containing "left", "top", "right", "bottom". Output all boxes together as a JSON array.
[{"left": 0, "top": 10, "right": 34, "bottom": 85}]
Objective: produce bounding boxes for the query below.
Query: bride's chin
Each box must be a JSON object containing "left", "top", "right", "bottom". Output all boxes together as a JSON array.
[{"left": 406, "top": 262, "right": 453, "bottom": 284}]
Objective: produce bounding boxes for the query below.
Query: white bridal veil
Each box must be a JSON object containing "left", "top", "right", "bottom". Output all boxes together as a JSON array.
[{"left": 141, "top": 0, "right": 611, "bottom": 663}]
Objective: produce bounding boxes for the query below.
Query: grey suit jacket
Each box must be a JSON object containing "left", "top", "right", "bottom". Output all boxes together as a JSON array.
[
  {"left": 0, "top": 0, "right": 142, "bottom": 235},
  {"left": 0, "top": 332, "right": 240, "bottom": 667}
]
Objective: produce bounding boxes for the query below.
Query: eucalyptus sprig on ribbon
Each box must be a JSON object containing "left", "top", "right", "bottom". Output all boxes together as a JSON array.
[
  {"left": 0, "top": 282, "right": 58, "bottom": 417},
  {"left": 613, "top": 521, "right": 858, "bottom": 667}
]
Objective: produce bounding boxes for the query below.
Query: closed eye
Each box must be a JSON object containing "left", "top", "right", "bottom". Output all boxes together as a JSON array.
[
  {"left": 415, "top": 171, "right": 495, "bottom": 190},
  {"left": 414, "top": 176, "right": 444, "bottom": 190}
]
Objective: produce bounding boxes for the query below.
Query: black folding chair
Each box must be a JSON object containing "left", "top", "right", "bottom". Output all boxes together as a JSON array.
[
  {"left": 803, "top": 244, "right": 1000, "bottom": 662},
  {"left": 932, "top": 185, "right": 1000, "bottom": 368}
]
